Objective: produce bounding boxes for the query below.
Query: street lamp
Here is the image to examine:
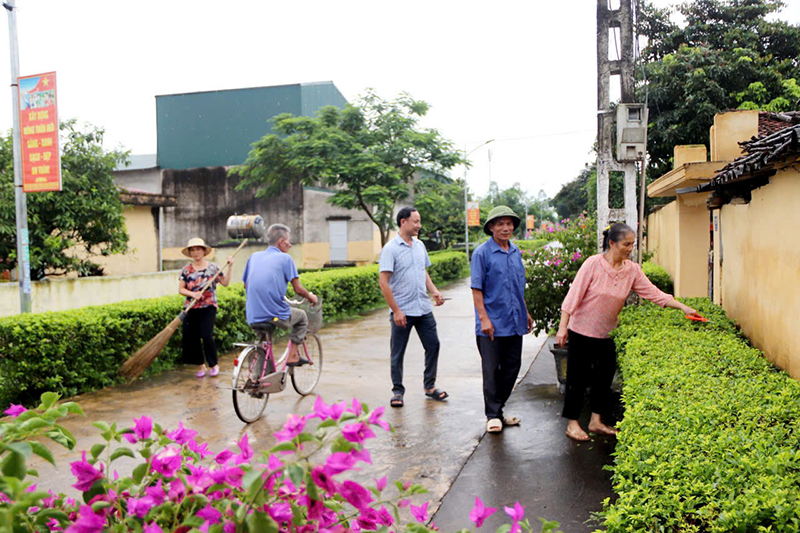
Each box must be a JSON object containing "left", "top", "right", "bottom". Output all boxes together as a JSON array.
[{"left": 463, "top": 139, "right": 494, "bottom": 255}]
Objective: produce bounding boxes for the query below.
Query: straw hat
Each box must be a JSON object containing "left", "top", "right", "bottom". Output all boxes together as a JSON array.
[
  {"left": 181, "top": 237, "right": 213, "bottom": 257},
  {"left": 483, "top": 205, "right": 521, "bottom": 235}
]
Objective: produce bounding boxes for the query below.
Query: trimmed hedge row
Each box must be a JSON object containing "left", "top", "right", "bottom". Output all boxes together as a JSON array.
[
  {"left": 514, "top": 238, "right": 549, "bottom": 251},
  {"left": 641, "top": 261, "right": 673, "bottom": 294},
  {"left": 0, "top": 252, "right": 467, "bottom": 407},
  {"left": 604, "top": 298, "right": 800, "bottom": 532}
]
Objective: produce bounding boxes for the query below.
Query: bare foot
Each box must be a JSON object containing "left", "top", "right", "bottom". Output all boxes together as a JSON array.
[
  {"left": 566, "top": 421, "right": 590, "bottom": 441},
  {"left": 588, "top": 422, "right": 618, "bottom": 436}
]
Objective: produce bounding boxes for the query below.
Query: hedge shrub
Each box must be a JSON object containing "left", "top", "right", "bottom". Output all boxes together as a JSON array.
[
  {"left": 514, "top": 238, "right": 549, "bottom": 251},
  {"left": 0, "top": 252, "right": 467, "bottom": 407},
  {"left": 641, "top": 261, "right": 673, "bottom": 294},
  {"left": 604, "top": 298, "right": 800, "bottom": 532}
]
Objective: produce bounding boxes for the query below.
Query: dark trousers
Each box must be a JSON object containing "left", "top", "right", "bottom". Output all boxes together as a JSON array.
[
  {"left": 182, "top": 306, "right": 218, "bottom": 368},
  {"left": 390, "top": 312, "right": 440, "bottom": 395},
  {"left": 476, "top": 335, "right": 523, "bottom": 420},
  {"left": 562, "top": 329, "right": 616, "bottom": 420}
]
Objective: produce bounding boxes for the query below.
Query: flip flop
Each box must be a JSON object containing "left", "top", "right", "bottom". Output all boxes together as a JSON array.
[
  {"left": 209, "top": 366, "right": 220, "bottom": 377},
  {"left": 390, "top": 394, "right": 404, "bottom": 408},
  {"left": 195, "top": 370, "right": 206, "bottom": 378},
  {"left": 425, "top": 389, "right": 449, "bottom": 401},
  {"left": 502, "top": 415, "right": 521, "bottom": 426},
  {"left": 487, "top": 418, "right": 503, "bottom": 433}
]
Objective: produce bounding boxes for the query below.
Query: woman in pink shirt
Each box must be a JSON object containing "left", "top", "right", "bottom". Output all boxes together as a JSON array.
[{"left": 555, "top": 223, "right": 700, "bottom": 441}]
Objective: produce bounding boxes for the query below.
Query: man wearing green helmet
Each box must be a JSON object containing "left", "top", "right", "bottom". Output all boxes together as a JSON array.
[{"left": 471, "top": 205, "right": 533, "bottom": 433}]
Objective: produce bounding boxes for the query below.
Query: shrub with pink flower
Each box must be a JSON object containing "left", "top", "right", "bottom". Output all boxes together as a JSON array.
[{"left": 0, "top": 392, "right": 563, "bottom": 532}]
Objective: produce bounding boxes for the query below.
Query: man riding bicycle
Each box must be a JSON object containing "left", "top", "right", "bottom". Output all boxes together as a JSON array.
[{"left": 242, "top": 223, "right": 318, "bottom": 366}]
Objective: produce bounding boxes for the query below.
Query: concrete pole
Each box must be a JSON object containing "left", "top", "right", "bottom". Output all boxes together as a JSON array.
[{"left": 5, "top": 0, "right": 31, "bottom": 313}]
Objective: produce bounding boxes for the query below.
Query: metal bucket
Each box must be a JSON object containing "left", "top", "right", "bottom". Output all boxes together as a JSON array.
[{"left": 226, "top": 214, "right": 265, "bottom": 239}]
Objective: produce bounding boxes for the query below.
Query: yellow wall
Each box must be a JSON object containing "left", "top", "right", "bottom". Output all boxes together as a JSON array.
[
  {"left": 646, "top": 201, "right": 678, "bottom": 284},
  {"left": 675, "top": 194, "right": 710, "bottom": 298},
  {"left": 302, "top": 242, "right": 330, "bottom": 269},
  {"left": 717, "top": 167, "right": 800, "bottom": 378},
  {"left": 674, "top": 144, "right": 707, "bottom": 168},
  {"left": 710, "top": 110, "right": 758, "bottom": 161},
  {"left": 97, "top": 206, "right": 159, "bottom": 275}
]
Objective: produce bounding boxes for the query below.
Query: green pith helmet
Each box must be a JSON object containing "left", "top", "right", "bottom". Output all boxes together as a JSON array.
[{"left": 483, "top": 205, "right": 521, "bottom": 235}]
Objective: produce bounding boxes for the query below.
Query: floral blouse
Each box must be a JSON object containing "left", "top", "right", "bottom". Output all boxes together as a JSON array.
[{"left": 179, "top": 263, "right": 221, "bottom": 309}]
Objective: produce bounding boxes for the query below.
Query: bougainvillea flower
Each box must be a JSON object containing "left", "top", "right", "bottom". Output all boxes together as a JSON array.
[
  {"left": 312, "top": 396, "right": 331, "bottom": 420},
  {"left": 311, "top": 466, "right": 338, "bottom": 495},
  {"left": 3, "top": 404, "right": 26, "bottom": 417},
  {"left": 142, "top": 523, "right": 163, "bottom": 533},
  {"left": 339, "top": 480, "right": 373, "bottom": 511},
  {"left": 144, "top": 480, "right": 166, "bottom": 506},
  {"left": 122, "top": 433, "right": 137, "bottom": 444},
  {"left": 378, "top": 506, "right": 394, "bottom": 526},
  {"left": 187, "top": 439, "right": 212, "bottom": 460},
  {"left": 69, "top": 451, "right": 104, "bottom": 492},
  {"left": 328, "top": 402, "right": 345, "bottom": 420},
  {"left": 186, "top": 464, "right": 214, "bottom": 492},
  {"left": 324, "top": 452, "right": 357, "bottom": 475},
  {"left": 151, "top": 447, "right": 182, "bottom": 478},
  {"left": 266, "top": 453, "right": 283, "bottom": 472},
  {"left": 197, "top": 503, "right": 222, "bottom": 524},
  {"left": 214, "top": 449, "right": 234, "bottom": 465},
  {"left": 45, "top": 517, "right": 62, "bottom": 532},
  {"left": 350, "top": 448, "right": 372, "bottom": 465},
  {"left": 367, "top": 406, "right": 391, "bottom": 432},
  {"left": 126, "top": 497, "right": 154, "bottom": 519},
  {"left": 346, "top": 398, "right": 362, "bottom": 416},
  {"left": 357, "top": 508, "right": 380, "bottom": 530},
  {"left": 234, "top": 433, "right": 253, "bottom": 465},
  {"left": 132, "top": 416, "right": 153, "bottom": 440},
  {"left": 411, "top": 501, "right": 429, "bottom": 522},
  {"left": 223, "top": 466, "right": 244, "bottom": 488},
  {"left": 374, "top": 476, "right": 387, "bottom": 492},
  {"left": 223, "top": 523, "right": 235, "bottom": 533},
  {"left": 267, "top": 502, "right": 293, "bottom": 523},
  {"left": 274, "top": 413, "right": 306, "bottom": 442},
  {"left": 166, "top": 422, "right": 197, "bottom": 445},
  {"left": 0, "top": 492, "right": 11, "bottom": 503},
  {"left": 469, "top": 497, "right": 497, "bottom": 527},
  {"left": 504, "top": 502, "right": 525, "bottom": 521},
  {"left": 66, "top": 505, "right": 105, "bottom": 532},
  {"left": 341, "top": 422, "right": 376, "bottom": 444}
]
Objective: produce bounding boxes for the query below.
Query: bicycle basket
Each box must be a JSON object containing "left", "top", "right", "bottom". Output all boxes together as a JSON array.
[{"left": 289, "top": 297, "right": 323, "bottom": 333}]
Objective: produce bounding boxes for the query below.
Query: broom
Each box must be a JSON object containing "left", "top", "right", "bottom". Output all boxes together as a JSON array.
[{"left": 120, "top": 239, "right": 249, "bottom": 382}]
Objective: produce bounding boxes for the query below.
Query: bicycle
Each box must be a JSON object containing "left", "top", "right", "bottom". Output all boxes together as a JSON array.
[{"left": 231, "top": 299, "right": 323, "bottom": 423}]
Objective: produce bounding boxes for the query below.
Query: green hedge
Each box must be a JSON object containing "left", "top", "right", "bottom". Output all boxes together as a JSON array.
[
  {"left": 604, "top": 298, "right": 800, "bottom": 532},
  {"left": 514, "top": 238, "right": 549, "bottom": 251},
  {"left": 641, "top": 261, "right": 673, "bottom": 294},
  {"left": 0, "top": 252, "right": 467, "bottom": 408}
]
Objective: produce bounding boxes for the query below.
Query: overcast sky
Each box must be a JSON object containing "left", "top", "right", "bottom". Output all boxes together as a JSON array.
[{"left": 0, "top": 0, "right": 797, "bottom": 200}]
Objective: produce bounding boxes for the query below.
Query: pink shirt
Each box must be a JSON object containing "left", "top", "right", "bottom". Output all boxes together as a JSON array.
[{"left": 561, "top": 254, "right": 673, "bottom": 339}]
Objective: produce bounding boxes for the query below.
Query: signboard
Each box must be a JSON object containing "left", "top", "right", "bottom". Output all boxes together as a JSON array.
[
  {"left": 19, "top": 71, "right": 60, "bottom": 192},
  {"left": 526, "top": 214, "right": 535, "bottom": 230},
  {"left": 467, "top": 201, "right": 480, "bottom": 227}
]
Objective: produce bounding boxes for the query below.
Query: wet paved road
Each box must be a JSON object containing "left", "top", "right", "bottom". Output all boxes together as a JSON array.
[{"left": 37, "top": 278, "right": 547, "bottom": 519}]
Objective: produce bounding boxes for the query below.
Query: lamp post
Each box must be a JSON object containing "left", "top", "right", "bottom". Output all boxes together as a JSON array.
[{"left": 463, "top": 139, "right": 494, "bottom": 255}]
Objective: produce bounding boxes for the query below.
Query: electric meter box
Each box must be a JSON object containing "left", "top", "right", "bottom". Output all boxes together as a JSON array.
[{"left": 616, "top": 103, "right": 648, "bottom": 162}]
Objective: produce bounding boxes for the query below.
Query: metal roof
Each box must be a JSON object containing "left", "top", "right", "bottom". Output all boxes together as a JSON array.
[{"left": 115, "top": 154, "right": 158, "bottom": 172}]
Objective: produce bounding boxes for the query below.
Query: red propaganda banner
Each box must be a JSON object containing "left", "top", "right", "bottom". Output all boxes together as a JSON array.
[
  {"left": 467, "top": 201, "right": 480, "bottom": 227},
  {"left": 526, "top": 214, "right": 535, "bottom": 230},
  {"left": 19, "top": 71, "right": 60, "bottom": 193}
]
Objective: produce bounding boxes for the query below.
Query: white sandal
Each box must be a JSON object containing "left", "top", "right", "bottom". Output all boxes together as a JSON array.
[
  {"left": 487, "top": 418, "right": 503, "bottom": 433},
  {"left": 502, "top": 415, "right": 521, "bottom": 426}
]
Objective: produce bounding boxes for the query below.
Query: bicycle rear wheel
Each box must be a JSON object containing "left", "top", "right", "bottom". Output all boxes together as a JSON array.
[
  {"left": 291, "top": 333, "right": 323, "bottom": 395},
  {"left": 232, "top": 347, "right": 272, "bottom": 423}
]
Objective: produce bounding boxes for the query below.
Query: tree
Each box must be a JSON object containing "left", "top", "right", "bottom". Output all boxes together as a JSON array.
[
  {"left": 552, "top": 166, "right": 592, "bottom": 219},
  {"left": 0, "top": 120, "right": 130, "bottom": 280},
  {"left": 480, "top": 182, "right": 556, "bottom": 238},
  {"left": 639, "top": 0, "right": 800, "bottom": 178},
  {"left": 413, "top": 176, "right": 472, "bottom": 250},
  {"left": 230, "top": 90, "right": 464, "bottom": 246}
]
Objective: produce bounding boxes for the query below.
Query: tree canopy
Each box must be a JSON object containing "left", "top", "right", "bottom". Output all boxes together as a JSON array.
[
  {"left": 639, "top": 0, "right": 800, "bottom": 177},
  {"left": 0, "top": 121, "right": 130, "bottom": 280},
  {"left": 231, "top": 90, "right": 464, "bottom": 246}
]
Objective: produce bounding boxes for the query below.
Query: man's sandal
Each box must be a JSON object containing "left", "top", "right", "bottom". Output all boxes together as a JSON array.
[
  {"left": 424, "top": 389, "right": 448, "bottom": 401},
  {"left": 390, "top": 394, "right": 404, "bottom": 408},
  {"left": 487, "top": 418, "right": 503, "bottom": 433},
  {"left": 502, "top": 415, "right": 521, "bottom": 426}
]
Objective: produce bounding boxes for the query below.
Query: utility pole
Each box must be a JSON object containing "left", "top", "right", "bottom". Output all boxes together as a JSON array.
[
  {"left": 596, "top": 0, "right": 640, "bottom": 252},
  {"left": 5, "top": 0, "right": 31, "bottom": 312}
]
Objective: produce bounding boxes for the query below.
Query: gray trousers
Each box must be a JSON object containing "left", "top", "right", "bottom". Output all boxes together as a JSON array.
[{"left": 274, "top": 308, "right": 308, "bottom": 344}]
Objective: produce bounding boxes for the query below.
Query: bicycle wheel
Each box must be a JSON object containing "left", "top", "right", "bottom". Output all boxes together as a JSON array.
[
  {"left": 232, "top": 346, "right": 272, "bottom": 423},
  {"left": 291, "top": 333, "right": 323, "bottom": 395}
]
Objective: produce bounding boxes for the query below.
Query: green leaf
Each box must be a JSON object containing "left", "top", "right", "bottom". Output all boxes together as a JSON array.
[
  {"left": 60, "top": 402, "right": 84, "bottom": 416},
  {"left": 4, "top": 442, "right": 32, "bottom": 459},
  {"left": 92, "top": 421, "right": 110, "bottom": 432},
  {"left": 91, "top": 500, "right": 111, "bottom": 512},
  {"left": 33, "top": 509, "right": 69, "bottom": 526},
  {"left": 1, "top": 451, "right": 27, "bottom": 480},
  {"left": 20, "top": 417, "right": 50, "bottom": 432},
  {"left": 82, "top": 479, "right": 105, "bottom": 504},
  {"left": 90, "top": 443, "right": 107, "bottom": 459},
  {"left": 45, "top": 428, "right": 74, "bottom": 450},
  {"left": 287, "top": 463, "right": 304, "bottom": 487},
  {"left": 246, "top": 510, "right": 279, "bottom": 533},
  {"left": 270, "top": 442, "right": 296, "bottom": 453},
  {"left": 132, "top": 462, "right": 149, "bottom": 484},
  {"left": 39, "top": 392, "right": 59, "bottom": 410},
  {"left": 110, "top": 447, "right": 135, "bottom": 462},
  {"left": 29, "top": 442, "right": 56, "bottom": 466}
]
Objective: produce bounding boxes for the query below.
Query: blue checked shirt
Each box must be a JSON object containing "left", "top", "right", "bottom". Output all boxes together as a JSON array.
[{"left": 379, "top": 235, "right": 433, "bottom": 317}]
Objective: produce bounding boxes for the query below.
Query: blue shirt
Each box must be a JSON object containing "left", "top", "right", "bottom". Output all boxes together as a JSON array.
[
  {"left": 378, "top": 235, "right": 433, "bottom": 317},
  {"left": 242, "top": 247, "right": 299, "bottom": 323},
  {"left": 471, "top": 238, "right": 528, "bottom": 337}
]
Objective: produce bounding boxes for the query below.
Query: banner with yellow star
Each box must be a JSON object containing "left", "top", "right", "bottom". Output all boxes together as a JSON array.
[{"left": 18, "top": 71, "right": 60, "bottom": 193}]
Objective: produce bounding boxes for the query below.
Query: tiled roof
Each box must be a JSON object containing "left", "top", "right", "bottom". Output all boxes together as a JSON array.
[
  {"left": 710, "top": 122, "right": 800, "bottom": 187},
  {"left": 758, "top": 111, "right": 800, "bottom": 136}
]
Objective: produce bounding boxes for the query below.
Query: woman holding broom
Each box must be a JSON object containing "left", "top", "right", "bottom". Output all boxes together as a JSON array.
[{"left": 178, "top": 237, "right": 233, "bottom": 378}]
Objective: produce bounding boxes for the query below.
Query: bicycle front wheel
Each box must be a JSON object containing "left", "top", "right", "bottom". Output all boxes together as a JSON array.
[
  {"left": 232, "top": 346, "right": 271, "bottom": 423},
  {"left": 291, "top": 334, "right": 323, "bottom": 395}
]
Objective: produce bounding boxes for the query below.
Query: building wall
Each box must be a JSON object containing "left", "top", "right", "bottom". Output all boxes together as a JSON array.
[
  {"left": 95, "top": 206, "right": 160, "bottom": 275},
  {"left": 675, "top": 195, "right": 710, "bottom": 298},
  {"left": 0, "top": 270, "right": 181, "bottom": 317},
  {"left": 160, "top": 167, "right": 304, "bottom": 259},
  {"left": 114, "top": 168, "right": 163, "bottom": 194},
  {"left": 717, "top": 167, "right": 800, "bottom": 378},
  {"left": 710, "top": 110, "right": 759, "bottom": 162},
  {"left": 646, "top": 201, "right": 679, "bottom": 283}
]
